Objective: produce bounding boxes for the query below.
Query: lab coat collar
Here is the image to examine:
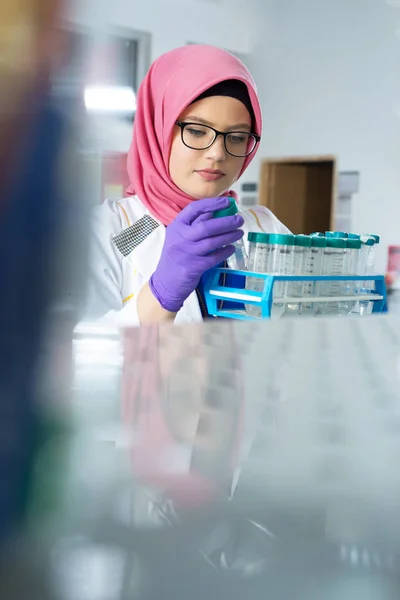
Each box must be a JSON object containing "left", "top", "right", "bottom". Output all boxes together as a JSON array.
[{"left": 125, "top": 212, "right": 166, "bottom": 282}]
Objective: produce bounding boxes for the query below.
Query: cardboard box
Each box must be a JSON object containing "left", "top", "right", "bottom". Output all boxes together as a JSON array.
[{"left": 258, "top": 156, "right": 337, "bottom": 234}]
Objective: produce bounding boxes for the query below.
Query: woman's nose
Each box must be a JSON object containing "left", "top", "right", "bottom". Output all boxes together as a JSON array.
[{"left": 204, "top": 134, "right": 227, "bottom": 161}]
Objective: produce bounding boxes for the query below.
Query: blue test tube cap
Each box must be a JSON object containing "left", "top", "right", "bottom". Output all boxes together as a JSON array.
[
  {"left": 360, "top": 234, "right": 375, "bottom": 246},
  {"left": 326, "top": 237, "right": 346, "bottom": 248},
  {"left": 346, "top": 238, "right": 362, "bottom": 250},
  {"left": 368, "top": 234, "right": 380, "bottom": 244},
  {"left": 268, "top": 233, "right": 295, "bottom": 246},
  {"left": 295, "top": 234, "right": 312, "bottom": 247},
  {"left": 248, "top": 232, "right": 269, "bottom": 244},
  {"left": 311, "top": 236, "right": 327, "bottom": 247},
  {"left": 213, "top": 197, "right": 238, "bottom": 218}
]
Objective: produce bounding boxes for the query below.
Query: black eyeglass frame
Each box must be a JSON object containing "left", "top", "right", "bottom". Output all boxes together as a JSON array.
[{"left": 175, "top": 121, "right": 261, "bottom": 158}]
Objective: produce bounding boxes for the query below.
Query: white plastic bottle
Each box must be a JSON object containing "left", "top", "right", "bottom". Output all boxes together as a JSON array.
[{"left": 213, "top": 197, "right": 247, "bottom": 270}]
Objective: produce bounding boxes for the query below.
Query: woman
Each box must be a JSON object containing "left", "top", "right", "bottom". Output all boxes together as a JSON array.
[{"left": 88, "top": 44, "right": 289, "bottom": 326}]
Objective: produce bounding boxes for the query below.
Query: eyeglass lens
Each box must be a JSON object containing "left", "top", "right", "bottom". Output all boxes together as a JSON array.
[{"left": 182, "top": 123, "right": 256, "bottom": 157}]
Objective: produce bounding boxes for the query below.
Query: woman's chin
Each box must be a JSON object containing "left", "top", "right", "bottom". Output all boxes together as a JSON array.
[{"left": 186, "top": 181, "right": 230, "bottom": 200}]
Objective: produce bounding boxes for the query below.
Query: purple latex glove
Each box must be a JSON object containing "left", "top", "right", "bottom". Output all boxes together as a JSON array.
[{"left": 149, "top": 197, "right": 244, "bottom": 312}]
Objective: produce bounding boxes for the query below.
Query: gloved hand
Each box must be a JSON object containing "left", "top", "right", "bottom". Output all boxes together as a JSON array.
[{"left": 149, "top": 197, "right": 244, "bottom": 312}]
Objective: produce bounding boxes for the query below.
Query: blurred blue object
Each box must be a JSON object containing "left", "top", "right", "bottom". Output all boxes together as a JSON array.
[{"left": 0, "top": 91, "right": 84, "bottom": 540}]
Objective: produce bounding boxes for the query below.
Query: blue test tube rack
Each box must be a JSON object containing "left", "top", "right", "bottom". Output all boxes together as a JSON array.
[{"left": 202, "top": 269, "right": 388, "bottom": 320}]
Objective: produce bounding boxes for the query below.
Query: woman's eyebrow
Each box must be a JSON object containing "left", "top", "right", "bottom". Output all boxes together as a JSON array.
[{"left": 183, "top": 115, "right": 251, "bottom": 131}]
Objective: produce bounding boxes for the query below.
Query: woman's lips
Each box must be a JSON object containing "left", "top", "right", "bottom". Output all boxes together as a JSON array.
[{"left": 195, "top": 169, "right": 225, "bottom": 182}]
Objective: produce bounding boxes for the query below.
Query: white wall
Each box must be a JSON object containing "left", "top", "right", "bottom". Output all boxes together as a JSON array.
[
  {"left": 67, "top": 0, "right": 255, "bottom": 58},
  {"left": 247, "top": 0, "right": 400, "bottom": 270}
]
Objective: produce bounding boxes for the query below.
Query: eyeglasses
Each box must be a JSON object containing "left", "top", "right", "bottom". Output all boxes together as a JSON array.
[{"left": 176, "top": 121, "right": 260, "bottom": 158}]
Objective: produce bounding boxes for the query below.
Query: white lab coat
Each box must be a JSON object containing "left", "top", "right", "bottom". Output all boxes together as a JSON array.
[{"left": 86, "top": 195, "right": 290, "bottom": 326}]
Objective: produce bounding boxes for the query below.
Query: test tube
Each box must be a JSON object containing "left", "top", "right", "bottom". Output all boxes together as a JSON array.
[
  {"left": 269, "top": 233, "right": 295, "bottom": 318},
  {"left": 360, "top": 234, "right": 378, "bottom": 275},
  {"left": 246, "top": 232, "right": 270, "bottom": 316},
  {"left": 347, "top": 237, "right": 362, "bottom": 276},
  {"left": 348, "top": 233, "right": 361, "bottom": 290},
  {"left": 286, "top": 235, "right": 311, "bottom": 316},
  {"left": 358, "top": 235, "right": 376, "bottom": 315},
  {"left": 213, "top": 197, "right": 247, "bottom": 270},
  {"left": 300, "top": 236, "right": 326, "bottom": 316},
  {"left": 247, "top": 232, "right": 271, "bottom": 274},
  {"left": 319, "top": 237, "right": 347, "bottom": 315},
  {"left": 339, "top": 238, "right": 361, "bottom": 315}
]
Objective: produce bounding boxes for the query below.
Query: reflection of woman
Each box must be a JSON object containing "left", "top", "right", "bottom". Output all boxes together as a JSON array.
[
  {"left": 122, "top": 321, "right": 243, "bottom": 502},
  {"left": 88, "top": 45, "right": 289, "bottom": 326},
  {"left": 122, "top": 325, "right": 275, "bottom": 576}
]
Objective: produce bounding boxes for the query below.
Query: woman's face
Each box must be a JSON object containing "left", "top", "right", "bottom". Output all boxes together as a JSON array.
[{"left": 169, "top": 95, "right": 252, "bottom": 199}]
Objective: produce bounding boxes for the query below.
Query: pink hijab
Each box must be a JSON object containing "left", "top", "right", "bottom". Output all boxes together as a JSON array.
[{"left": 126, "top": 44, "right": 262, "bottom": 225}]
